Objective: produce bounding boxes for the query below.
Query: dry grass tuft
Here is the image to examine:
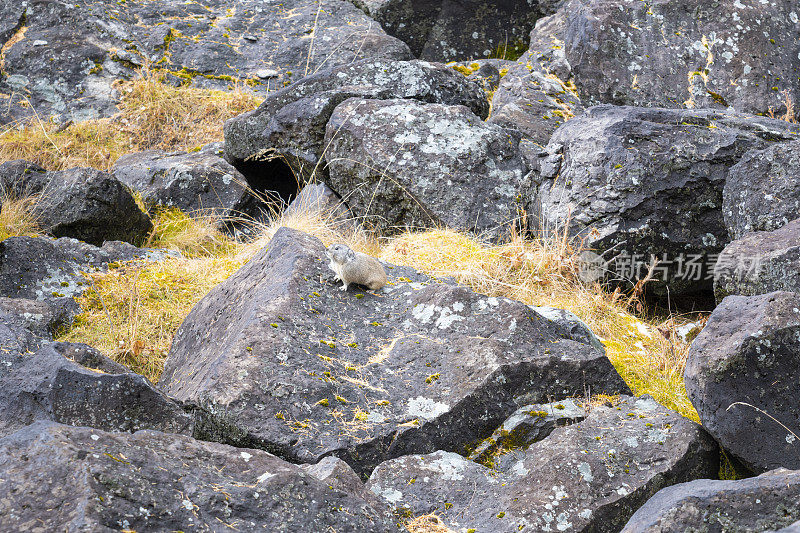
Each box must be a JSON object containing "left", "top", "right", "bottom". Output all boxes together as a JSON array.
[
  {"left": 404, "top": 514, "right": 456, "bottom": 533},
  {"left": 0, "top": 69, "right": 261, "bottom": 171},
  {"left": 0, "top": 192, "right": 41, "bottom": 241}
]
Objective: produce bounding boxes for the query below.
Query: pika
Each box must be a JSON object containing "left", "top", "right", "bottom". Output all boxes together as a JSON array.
[{"left": 326, "top": 243, "right": 387, "bottom": 292}]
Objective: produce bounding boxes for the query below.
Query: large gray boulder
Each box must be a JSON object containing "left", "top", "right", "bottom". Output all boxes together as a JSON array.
[
  {"left": 685, "top": 291, "right": 800, "bottom": 473},
  {"left": 112, "top": 149, "right": 263, "bottom": 223},
  {"left": 0, "top": 0, "right": 411, "bottom": 123},
  {"left": 724, "top": 140, "right": 800, "bottom": 240},
  {"left": 223, "top": 59, "right": 489, "bottom": 182},
  {"left": 366, "top": 395, "right": 718, "bottom": 533},
  {"left": 360, "top": 0, "right": 565, "bottom": 61},
  {"left": 622, "top": 469, "right": 800, "bottom": 532},
  {"left": 535, "top": 105, "right": 799, "bottom": 298},
  {"left": 31, "top": 167, "right": 153, "bottom": 246},
  {"left": 0, "top": 342, "right": 194, "bottom": 438},
  {"left": 0, "top": 297, "right": 69, "bottom": 374},
  {"left": 0, "top": 421, "right": 400, "bottom": 532},
  {"left": 547, "top": 0, "right": 800, "bottom": 116},
  {"left": 159, "top": 227, "right": 630, "bottom": 476},
  {"left": 324, "top": 98, "right": 530, "bottom": 240},
  {"left": 714, "top": 218, "right": 800, "bottom": 301}
]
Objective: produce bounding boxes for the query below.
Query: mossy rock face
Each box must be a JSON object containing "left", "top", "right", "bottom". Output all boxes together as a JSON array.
[
  {"left": 0, "top": 421, "right": 400, "bottom": 532},
  {"left": 0, "top": 0, "right": 412, "bottom": 124},
  {"left": 622, "top": 470, "right": 800, "bottom": 532},
  {"left": 160, "top": 227, "right": 630, "bottom": 477},
  {"left": 685, "top": 291, "right": 800, "bottom": 474},
  {"left": 366, "top": 395, "right": 719, "bottom": 533}
]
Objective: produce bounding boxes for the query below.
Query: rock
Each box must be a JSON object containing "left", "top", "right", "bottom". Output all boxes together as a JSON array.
[
  {"left": 0, "top": 300, "right": 59, "bottom": 374},
  {"left": 548, "top": 0, "right": 800, "bottom": 116},
  {"left": 223, "top": 59, "right": 489, "bottom": 182},
  {"left": 535, "top": 105, "right": 799, "bottom": 299},
  {"left": 621, "top": 469, "right": 800, "bottom": 532},
  {"left": 366, "top": 395, "right": 718, "bottom": 533},
  {"left": 488, "top": 49, "right": 583, "bottom": 144},
  {"left": 112, "top": 149, "right": 264, "bottom": 224},
  {"left": 159, "top": 227, "right": 630, "bottom": 477},
  {"left": 714, "top": 218, "right": 800, "bottom": 300},
  {"left": 324, "top": 98, "right": 530, "bottom": 241},
  {"left": 0, "top": 421, "right": 400, "bottom": 532},
  {"left": 467, "top": 398, "right": 585, "bottom": 465},
  {"left": 0, "top": 296, "right": 70, "bottom": 342},
  {"left": 448, "top": 59, "right": 515, "bottom": 92},
  {"left": 685, "top": 291, "right": 800, "bottom": 473},
  {"left": 30, "top": 167, "right": 152, "bottom": 246},
  {"left": 531, "top": 305, "right": 605, "bottom": 353},
  {"left": 724, "top": 140, "right": 800, "bottom": 240},
  {"left": 0, "top": 342, "right": 194, "bottom": 438},
  {"left": 363, "top": 0, "right": 565, "bottom": 61},
  {"left": 0, "top": 235, "right": 176, "bottom": 308},
  {"left": 0, "top": 0, "right": 412, "bottom": 123},
  {"left": 0, "top": 159, "right": 49, "bottom": 197}
]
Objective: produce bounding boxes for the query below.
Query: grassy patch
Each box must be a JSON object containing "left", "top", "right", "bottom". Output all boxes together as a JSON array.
[
  {"left": 0, "top": 193, "right": 40, "bottom": 241},
  {"left": 0, "top": 69, "right": 261, "bottom": 171}
]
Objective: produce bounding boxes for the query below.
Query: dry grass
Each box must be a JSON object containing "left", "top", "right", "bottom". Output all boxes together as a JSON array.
[
  {"left": 0, "top": 192, "right": 41, "bottom": 242},
  {"left": 0, "top": 70, "right": 261, "bottom": 171},
  {"left": 769, "top": 89, "right": 797, "bottom": 123},
  {"left": 57, "top": 206, "right": 700, "bottom": 419},
  {"left": 404, "top": 514, "right": 455, "bottom": 533}
]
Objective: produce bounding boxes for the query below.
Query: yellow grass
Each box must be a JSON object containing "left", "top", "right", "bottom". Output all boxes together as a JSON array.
[
  {"left": 0, "top": 193, "right": 41, "bottom": 242},
  {"left": 0, "top": 70, "right": 261, "bottom": 171},
  {"left": 57, "top": 206, "right": 700, "bottom": 420}
]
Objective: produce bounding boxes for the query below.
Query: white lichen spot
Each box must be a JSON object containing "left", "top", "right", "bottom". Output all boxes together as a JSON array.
[
  {"left": 371, "top": 486, "right": 403, "bottom": 504},
  {"left": 407, "top": 396, "right": 449, "bottom": 420},
  {"left": 787, "top": 433, "right": 796, "bottom": 444},
  {"left": 577, "top": 462, "right": 593, "bottom": 483},
  {"left": 240, "top": 451, "right": 252, "bottom": 462},
  {"left": 257, "top": 471, "right": 275, "bottom": 483},
  {"left": 412, "top": 304, "right": 436, "bottom": 323},
  {"left": 427, "top": 452, "right": 467, "bottom": 480},
  {"left": 182, "top": 499, "right": 193, "bottom": 511}
]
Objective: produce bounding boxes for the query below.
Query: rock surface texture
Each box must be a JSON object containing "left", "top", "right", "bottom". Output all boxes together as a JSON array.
[
  {"left": 534, "top": 105, "right": 799, "bottom": 297},
  {"left": 223, "top": 59, "right": 488, "bottom": 182},
  {"left": 0, "top": 0, "right": 412, "bottom": 123},
  {"left": 324, "top": 98, "right": 529, "bottom": 240},
  {"left": 724, "top": 140, "right": 800, "bottom": 240},
  {"left": 366, "top": 395, "right": 718, "bottom": 533},
  {"left": 622, "top": 469, "right": 800, "bottom": 533},
  {"left": 714, "top": 218, "right": 800, "bottom": 301},
  {"left": 546, "top": 0, "right": 800, "bottom": 116},
  {"left": 685, "top": 291, "right": 800, "bottom": 473},
  {"left": 159, "top": 227, "right": 630, "bottom": 476},
  {"left": 0, "top": 421, "right": 400, "bottom": 532}
]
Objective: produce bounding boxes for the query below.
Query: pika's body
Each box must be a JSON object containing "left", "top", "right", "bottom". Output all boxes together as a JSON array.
[{"left": 326, "top": 243, "right": 387, "bottom": 291}]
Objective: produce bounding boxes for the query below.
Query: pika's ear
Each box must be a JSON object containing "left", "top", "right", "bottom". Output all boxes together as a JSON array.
[{"left": 346, "top": 249, "right": 356, "bottom": 261}]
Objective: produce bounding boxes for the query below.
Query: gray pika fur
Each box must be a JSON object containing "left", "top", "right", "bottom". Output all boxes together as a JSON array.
[{"left": 326, "top": 243, "right": 387, "bottom": 292}]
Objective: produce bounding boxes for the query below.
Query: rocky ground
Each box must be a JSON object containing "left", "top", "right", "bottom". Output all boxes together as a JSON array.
[{"left": 2, "top": 0, "right": 800, "bottom": 531}]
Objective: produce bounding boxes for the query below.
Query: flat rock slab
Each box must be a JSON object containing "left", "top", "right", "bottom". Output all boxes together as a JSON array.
[
  {"left": 0, "top": 342, "right": 194, "bottom": 438},
  {"left": 714, "top": 218, "right": 800, "bottom": 301},
  {"left": 159, "top": 227, "right": 629, "bottom": 476},
  {"left": 685, "top": 291, "right": 800, "bottom": 473},
  {"left": 0, "top": 421, "right": 400, "bottom": 532},
  {"left": 0, "top": 0, "right": 411, "bottom": 123},
  {"left": 622, "top": 468, "right": 800, "bottom": 532},
  {"left": 223, "top": 58, "right": 488, "bottom": 182},
  {"left": 366, "top": 395, "right": 719, "bottom": 533},
  {"left": 724, "top": 140, "right": 800, "bottom": 240},
  {"left": 324, "top": 98, "right": 530, "bottom": 241},
  {"left": 548, "top": 0, "right": 800, "bottom": 116},
  {"left": 535, "top": 105, "right": 799, "bottom": 298}
]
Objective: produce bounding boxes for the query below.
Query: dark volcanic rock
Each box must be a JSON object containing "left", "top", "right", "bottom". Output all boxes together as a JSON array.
[
  {"left": 223, "top": 59, "right": 489, "bottom": 182},
  {"left": 535, "top": 105, "right": 799, "bottom": 298},
  {"left": 0, "top": 235, "right": 175, "bottom": 308},
  {"left": 0, "top": 0, "right": 411, "bottom": 123},
  {"left": 488, "top": 49, "right": 583, "bottom": 144},
  {"left": 0, "top": 421, "right": 400, "bottom": 532},
  {"left": 551, "top": 0, "right": 800, "bottom": 116},
  {"left": 112, "top": 149, "right": 263, "bottom": 222},
  {"left": 32, "top": 167, "right": 152, "bottom": 246},
  {"left": 0, "top": 342, "right": 194, "bottom": 438},
  {"left": 685, "top": 291, "right": 800, "bottom": 473},
  {"left": 159, "top": 227, "right": 629, "bottom": 476},
  {"left": 366, "top": 395, "right": 718, "bottom": 533},
  {"left": 0, "top": 159, "right": 49, "bottom": 197},
  {"left": 362, "top": 0, "right": 565, "bottom": 61},
  {"left": 714, "top": 218, "right": 800, "bottom": 301},
  {"left": 0, "top": 299, "right": 63, "bottom": 374},
  {"left": 724, "top": 140, "right": 800, "bottom": 240},
  {"left": 622, "top": 469, "right": 800, "bottom": 533},
  {"left": 324, "top": 98, "right": 529, "bottom": 240}
]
